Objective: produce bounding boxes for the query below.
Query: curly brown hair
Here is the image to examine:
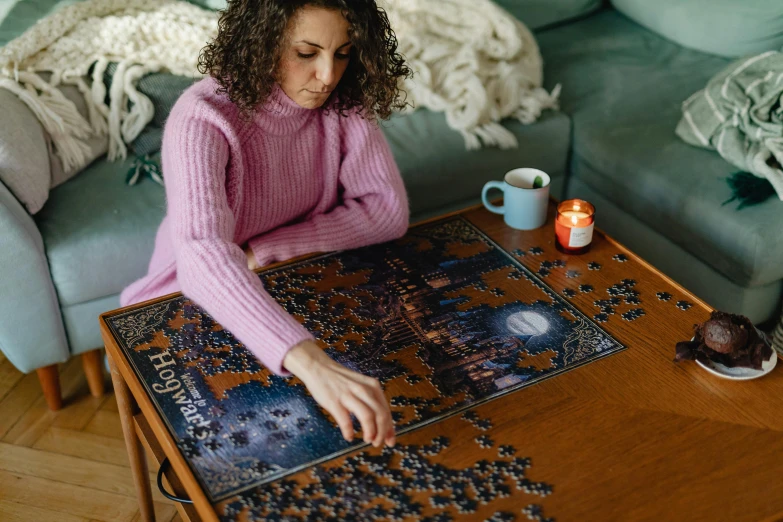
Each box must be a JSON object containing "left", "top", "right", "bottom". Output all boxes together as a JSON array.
[{"left": 197, "top": 0, "right": 411, "bottom": 121}]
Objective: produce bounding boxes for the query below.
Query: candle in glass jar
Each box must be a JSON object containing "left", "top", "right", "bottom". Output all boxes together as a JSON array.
[{"left": 555, "top": 199, "right": 595, "bottom": 254}]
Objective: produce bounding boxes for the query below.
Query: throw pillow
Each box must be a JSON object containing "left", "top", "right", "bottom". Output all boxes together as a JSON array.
[
  {"left": 611, "top": 0, "right": 783, "bottom": 58},
  {"left": 0, "top": 88, "right": 51, "bottom": 214}
]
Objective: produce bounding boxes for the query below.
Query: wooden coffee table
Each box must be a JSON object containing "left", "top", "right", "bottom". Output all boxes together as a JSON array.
[{"left": 100, "top": 202, "right": 783, "bottom": 522}]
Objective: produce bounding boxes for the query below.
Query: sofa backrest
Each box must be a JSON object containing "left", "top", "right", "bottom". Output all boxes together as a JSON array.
[
  {"left": 611, "top": 0, "right": 783, "bottom": 58},
  {"left": 493, "top": 0, "right": 604, "bottom": 31}
]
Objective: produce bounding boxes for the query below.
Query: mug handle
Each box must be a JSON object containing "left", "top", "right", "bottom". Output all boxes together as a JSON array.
[{"left": 482, "top": 181, "right": 506, "bottom": 214}]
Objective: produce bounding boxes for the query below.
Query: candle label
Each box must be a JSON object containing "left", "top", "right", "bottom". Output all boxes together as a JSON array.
[{"left": 569, "top": 223, "right": 594, "bottom": 248}]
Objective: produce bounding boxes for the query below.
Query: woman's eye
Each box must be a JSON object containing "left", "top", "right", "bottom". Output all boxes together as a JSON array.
[
  {"left": 336, "top": 53, "right": 350, "bottom": 60},
  {"left": 297, "top": 52, "right": 316, "bottom": 59}
]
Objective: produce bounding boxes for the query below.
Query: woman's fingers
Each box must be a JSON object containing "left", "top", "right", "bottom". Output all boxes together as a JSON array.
[
  {"left": 328, "top": 403, "right": 354, "bottom": 442},
  {"left": 243, "top": 245, "right": 257, "bottom": 270},
  {"left": 384, "top": 425, "right": 396, "bottom": 447},
  {"left": 298, "top": 359, "right": 397, "bottom": 448},
  {"left": 352, "top": 381, "right": 393, "bottom": 448},
  {"left": 373, "top": 381, "right": 394, "bottom": 447},
  {"left": 371, "top": 398, "right": 392, "bottom": 448},
  {"left": 342, "top": 395, "right": 377, "bottom": 444}
]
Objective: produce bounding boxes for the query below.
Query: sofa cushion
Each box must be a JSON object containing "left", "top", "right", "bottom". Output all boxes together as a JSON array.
[
  {"left": 611, "top": 0, "right": 783, "bottom": 58},
  {"left": 37, "top": 108, "right": 570, "bottom": 307},
  {"left": 494, "top": 0, "right": 603, "bottom": 30},
  {"left": 35, "top": 153, "right": 166, "bottom": 307},
  {"left": 537, "top": 9, "right": 783, "bottom": 287}
]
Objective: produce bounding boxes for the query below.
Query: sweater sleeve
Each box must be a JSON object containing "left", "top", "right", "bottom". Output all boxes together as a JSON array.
[
  {"left": 163, "top": 108, "right": 314, "bottom": 376},
  {"left": 248, "top": 115, "right": 409, "bottom": 266}
]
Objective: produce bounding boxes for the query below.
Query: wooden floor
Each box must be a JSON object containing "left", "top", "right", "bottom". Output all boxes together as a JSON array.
[{"left": 0, "top": 350, "right": 183, "bottom": 522}]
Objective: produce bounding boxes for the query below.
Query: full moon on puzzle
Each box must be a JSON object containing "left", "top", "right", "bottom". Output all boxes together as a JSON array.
[{"left": 506, "top": 311, "right": 549, "bottom": 336}]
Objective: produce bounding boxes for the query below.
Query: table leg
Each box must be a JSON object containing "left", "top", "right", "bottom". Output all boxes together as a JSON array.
[{"left": 108, "top": 352, "right": 155, "bottom": 522}]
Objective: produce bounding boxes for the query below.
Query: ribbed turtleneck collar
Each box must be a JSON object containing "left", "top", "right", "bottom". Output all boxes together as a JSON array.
[{"left": 254, "top": 84, "right": 317, "bottom": 136}]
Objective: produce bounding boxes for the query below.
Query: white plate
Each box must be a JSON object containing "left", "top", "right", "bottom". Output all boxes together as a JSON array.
[{"left": 692, "top": 332, "right": 777, "bottom": 380}]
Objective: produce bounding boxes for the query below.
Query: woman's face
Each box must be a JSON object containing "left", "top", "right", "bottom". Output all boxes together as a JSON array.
[{"left": 277, "top": 7, "right": 352, "bottom": 109}]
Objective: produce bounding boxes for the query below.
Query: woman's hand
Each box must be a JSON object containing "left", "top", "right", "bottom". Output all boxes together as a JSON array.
[
  {"left": 244, "top": 245, "right": 259, "bottom": 270},
  {"left": 283, "top": 340, "right": 395, "bottom": 448}
]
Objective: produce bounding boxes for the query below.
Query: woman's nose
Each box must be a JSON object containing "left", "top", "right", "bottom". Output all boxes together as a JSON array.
[{"left": 315, "top": 57, "right": 334, "bottom": 86}]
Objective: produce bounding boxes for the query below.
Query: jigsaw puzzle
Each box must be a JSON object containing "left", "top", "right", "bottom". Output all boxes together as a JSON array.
[{"left": 106, "top": 216, "right": 624, "bottom": 503}]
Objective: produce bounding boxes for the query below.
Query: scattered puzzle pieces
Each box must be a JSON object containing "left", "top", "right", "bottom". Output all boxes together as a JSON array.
[{"left": 216, "top": 438, "right": 555, "bottom": 521}]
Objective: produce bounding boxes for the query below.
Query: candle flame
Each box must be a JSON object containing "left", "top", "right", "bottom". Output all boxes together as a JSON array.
[
  {"left": 571, "top": 215, "right": 578, "bottom": 225},
  {"left": 574, "top": 205, "right": 581, "bottom": 211}
]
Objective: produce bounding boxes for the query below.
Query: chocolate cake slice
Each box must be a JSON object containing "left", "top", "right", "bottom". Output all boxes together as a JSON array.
[{"left": 675, "top": 311, "right": 773, "bottom": 370}]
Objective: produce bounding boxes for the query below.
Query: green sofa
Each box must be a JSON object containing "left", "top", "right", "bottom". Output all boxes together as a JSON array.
[{"left": 1, "top": 0, "right": 781, "bottom": 406}]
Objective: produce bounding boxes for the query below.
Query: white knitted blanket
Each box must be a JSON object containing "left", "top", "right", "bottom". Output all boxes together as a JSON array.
[
  {"left": 0, "top": 0, "right": 558, "bottom": 175},
  {"left": 381, "top": 0, "right": 559, "bottom": 149}
]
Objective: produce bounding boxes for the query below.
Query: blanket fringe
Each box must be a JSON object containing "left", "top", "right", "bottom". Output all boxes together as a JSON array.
[
  {"left": 457, "top": 84, "right": 560, "bottom": 150},
  {"left": 0, "top": 61, "right": 159, "bottom": 170}
]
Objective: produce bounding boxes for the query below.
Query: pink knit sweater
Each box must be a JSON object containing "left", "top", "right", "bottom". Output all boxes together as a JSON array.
[{"left": 120, "top": 78, "right": 409, "bottom": 375}]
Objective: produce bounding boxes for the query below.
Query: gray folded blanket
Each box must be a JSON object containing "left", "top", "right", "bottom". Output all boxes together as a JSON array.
[{"left": 676, "top": 50, "right": 783, "bottom": 203}]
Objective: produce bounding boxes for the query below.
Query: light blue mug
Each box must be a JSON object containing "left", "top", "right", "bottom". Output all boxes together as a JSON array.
[{"left": 481, "top": 168, "right": 551, "bottom": 230}]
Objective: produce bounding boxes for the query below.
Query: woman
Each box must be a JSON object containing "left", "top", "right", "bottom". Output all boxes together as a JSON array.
[{"left": 120, "top": 0, "right": 411, "bottom": 449}]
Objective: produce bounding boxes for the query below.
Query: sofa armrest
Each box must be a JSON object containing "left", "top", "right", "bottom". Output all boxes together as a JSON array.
[{"left": 0, "top": 179, "right": 69, "bottom": 373}]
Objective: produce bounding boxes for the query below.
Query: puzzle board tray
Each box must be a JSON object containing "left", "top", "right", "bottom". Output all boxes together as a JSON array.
[{"left": 105, "top": 216, "right": 625, "bottom": 502}]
